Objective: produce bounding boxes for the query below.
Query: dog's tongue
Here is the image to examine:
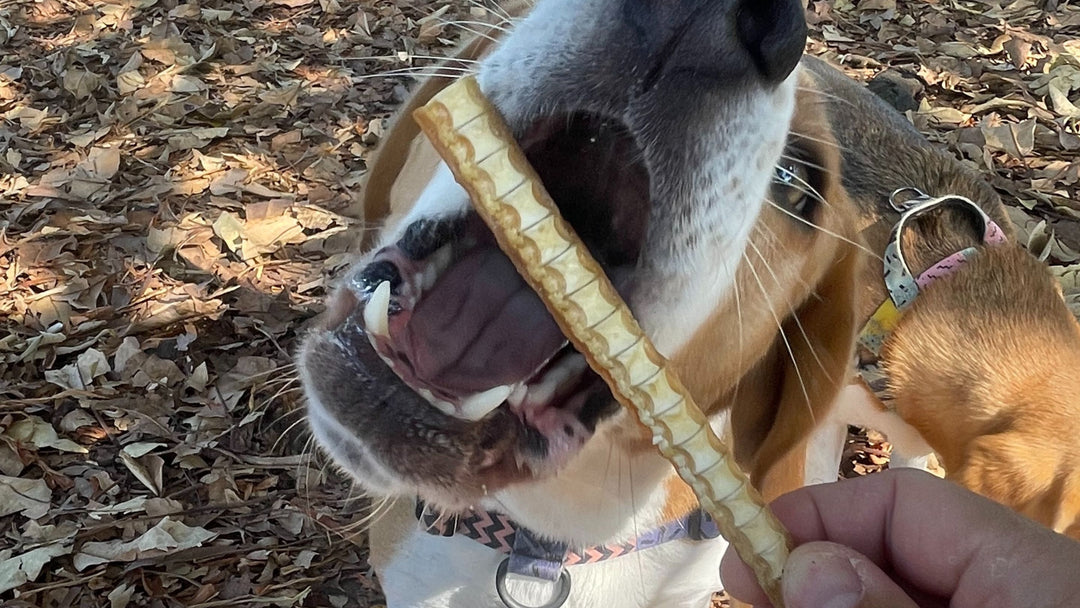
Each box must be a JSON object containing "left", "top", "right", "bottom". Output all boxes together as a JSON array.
[{"left": 401, "top": 246, "right": 567, "bottom": 395}]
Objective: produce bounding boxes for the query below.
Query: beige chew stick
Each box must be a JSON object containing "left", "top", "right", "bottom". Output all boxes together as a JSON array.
[{"left": 413, "top": 76, "right": 791, "bottom": 607}]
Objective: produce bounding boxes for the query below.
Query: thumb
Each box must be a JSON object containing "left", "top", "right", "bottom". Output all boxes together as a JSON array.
[{"left": 783, "top": 542, "right": 921, "bottom": 608}]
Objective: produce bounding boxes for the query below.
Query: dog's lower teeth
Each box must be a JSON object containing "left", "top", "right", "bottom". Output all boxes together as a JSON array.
[
  {"left": 458, "top": 384, "right": 514, "bottom": 420},
  {"left": 523, "top": 353, "right": 588, "bottom": 407},
  {"left": 363, "top": 280, "right": 392, "bottom": 339}
]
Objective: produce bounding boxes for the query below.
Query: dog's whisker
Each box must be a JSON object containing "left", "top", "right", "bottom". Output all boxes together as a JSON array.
[
  {"left": 438, "top": 21, "right": 503, "bottom": 44},
  {"left": 746, "top": 239, "right": 831, "bottom": 380},
  {"left": 337, "top": 494, "right": 393, "bottom": 537},
  {"left": 772, "top": 167, "right": 830, "bottom": 209},
  {"left": 402, "top": 54, "right": 482, "bottom": 65},
  {"left": 464, "top": 0, "right": 515, "bottom": 26},
  {"left": 271, "top": 414, "right": 311, "bottom": 455},
  {"left": 742, "top": 251, "right": 815, "bottom": 425},
  {"left": 354, "top": 66, "right": 477, "bottom": 81},
  {"left": 765, "top": 198, "right": 882, "bottom": 261},
  {"left": 296, "top": 434, "right": 318, "bottom": 501},
  {"left": 728, "top": 250, "right": 746, "bottom": 412},
  {"left": 255, "top": 379, "right": 301, "bottom": 410},
  {"left": 795, "top": 85, "right": 859, "bottom": 109},
  {"left": 788, "top": 129, "right": 850, "bottom": 153},
  {"left": 777, "top": 153, "right": 839, "bottom": 179},
  {"left": 439, "top": 18, "right": 511, "bottom": 34},
  {"left": 778, "top": 163, "right": 829, "bottom": 202},
  {"left": 264, "top": 402, "right": 304, "bottom": 431}
]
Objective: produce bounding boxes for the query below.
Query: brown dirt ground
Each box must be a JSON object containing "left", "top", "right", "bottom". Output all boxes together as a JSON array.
[{"left": 2, "top": 0, "right": 1078, "bottom": 606}]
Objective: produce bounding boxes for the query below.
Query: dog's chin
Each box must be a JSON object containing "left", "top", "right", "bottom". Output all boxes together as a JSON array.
[{"left": 299, "top": 113, "right": 651, "bottom": 509}]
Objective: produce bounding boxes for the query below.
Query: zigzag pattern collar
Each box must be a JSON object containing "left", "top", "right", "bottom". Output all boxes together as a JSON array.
[{"left": 415, "top": 499, "right": 720, "bottom": 606}]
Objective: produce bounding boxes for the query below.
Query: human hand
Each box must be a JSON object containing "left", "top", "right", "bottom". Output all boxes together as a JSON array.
[{"left": 720, "top": 468, "right": 1080, "bottom": 608}]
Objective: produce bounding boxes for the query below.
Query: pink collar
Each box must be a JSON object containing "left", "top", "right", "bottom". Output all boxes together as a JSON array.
[{"left": 856, "top": 191, "right": 1007, "bottom": 400}]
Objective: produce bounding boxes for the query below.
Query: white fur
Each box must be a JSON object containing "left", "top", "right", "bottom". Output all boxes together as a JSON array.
[
  {"left": 806, "top": 384, "right": 939, "bottom": 487},
  {"left": 371, "top": 498, "right": 725, "bottom": 608},
  {"left": 312, "top": 0, "right": 803, "bottom": 604}
]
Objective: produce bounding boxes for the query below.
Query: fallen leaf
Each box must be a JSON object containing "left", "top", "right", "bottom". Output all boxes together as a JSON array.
[
  {"left": 119, "top": 451, "right": 165, "bottom": 495},
  {"left": 5, "top": 416, "right": 88, "bottom": 454},
  {"left": 0, "top": 476, "right": 51, "bottom": 518},
  {"left": 981, "top": 119, "right": 1037, "bottom": 159},
  {"left": 77, "top": 348, "right": 111, "bottom": 385},
  {"left": 0, "top": 543, "right": 73, "bottom": 593},
  {"left": 73, "top": 517, "right": 218, "bottom": 570}
]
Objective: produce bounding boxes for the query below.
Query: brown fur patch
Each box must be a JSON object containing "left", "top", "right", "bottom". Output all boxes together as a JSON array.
[{"left": 884, "top": 246, "right": 1080, "bottom": 538}]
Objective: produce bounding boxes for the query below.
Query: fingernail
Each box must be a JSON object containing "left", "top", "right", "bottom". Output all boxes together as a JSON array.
[{"left": 784, "top": 545, "right": 864, "bottom": 608}]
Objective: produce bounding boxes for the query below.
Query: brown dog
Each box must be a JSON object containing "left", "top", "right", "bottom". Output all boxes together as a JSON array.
[
  {"left": 802, "top": 57, "right": 1080, "bottom": 540},
  {"left": 296, "top": 2, "right": 1079, "bottom": 605}
]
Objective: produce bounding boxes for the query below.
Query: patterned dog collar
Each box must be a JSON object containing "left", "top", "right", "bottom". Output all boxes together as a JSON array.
[
  {"left": 415, "top": 499, "right": 721, "bottom": 608},
  {"left": 857, "top": 190, "right": 1007, "bottom": 402}
]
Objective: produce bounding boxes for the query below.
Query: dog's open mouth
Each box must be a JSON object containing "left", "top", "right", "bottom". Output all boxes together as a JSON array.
[{"left": 348, "top": 112, "right": 650, "bottom": 467}]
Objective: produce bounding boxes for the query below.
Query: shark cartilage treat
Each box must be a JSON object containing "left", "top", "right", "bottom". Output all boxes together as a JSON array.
[{"left": 414, "top": 76, "right": 792, "bottom": 607}]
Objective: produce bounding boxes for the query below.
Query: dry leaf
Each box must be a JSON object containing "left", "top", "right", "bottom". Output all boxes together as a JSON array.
[
  {"left": 0, "top": 475, "right": 51, "bottom": 518},
  {"left": 118, "top": 451, "right": 165, "bottom": 495},
  {"left": 0, "top": 543, "right": 73, "bottom": 593},
  {"left": 73, "top": 517, "right": 218, "bottom": 570},
  {"left": 63, "top": 68, "right": 102, "bottom": 99},
  {"left": 213, "top": 212, "right": 246, "bottom": 252},
  {"left": 981, "top": 119, "right": 1037, "bottom": 159},
  {"left": 5, "top": 416, "right": 88, "bottom": 454}
]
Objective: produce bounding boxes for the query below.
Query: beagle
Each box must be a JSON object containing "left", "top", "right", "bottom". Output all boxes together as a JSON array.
[
  {"left": 798, "top": 59, "right": 1080, "bottom": 541},
  {"left": 295, "top": 0, "right": 1080, "bottom": 605}
]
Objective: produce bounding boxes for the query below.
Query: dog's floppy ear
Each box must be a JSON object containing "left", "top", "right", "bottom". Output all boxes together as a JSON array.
[
  {"left": 354, "top": 5, "right": 530, "bottom": 248},
  {"left": 728, "top": 239, "right": 861, "bottom": 500},
  {"left": 354, "top": 40, "right": 487, "bottom": 248}
]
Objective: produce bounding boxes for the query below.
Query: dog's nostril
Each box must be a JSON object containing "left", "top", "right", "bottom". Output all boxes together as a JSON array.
[
  {"left": 358, "top": 260, "right": 403, "bottom": 294},
  {"left": 735, "top": 0, "right": 808, "bottom": 84}
]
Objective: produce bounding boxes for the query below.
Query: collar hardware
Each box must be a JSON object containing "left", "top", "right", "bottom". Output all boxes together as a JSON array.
[
  {"left": 857, "top": 191, "right": 1008, "bottom": 403},
  {"left": 415, "top": 499, "right": 720, "bottom": 608}
]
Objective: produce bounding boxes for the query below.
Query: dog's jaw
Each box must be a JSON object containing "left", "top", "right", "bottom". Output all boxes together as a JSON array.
[{"left": 298, "top": 0, "right": 803, "bottom": 516}]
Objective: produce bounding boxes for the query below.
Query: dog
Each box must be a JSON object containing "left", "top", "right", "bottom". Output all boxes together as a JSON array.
[
  {"left": 296, "top": 0, "right": 1080, "bottom": 605},
  {"left": 792, "top": 61, "right": 1080, "bottom": 541}
]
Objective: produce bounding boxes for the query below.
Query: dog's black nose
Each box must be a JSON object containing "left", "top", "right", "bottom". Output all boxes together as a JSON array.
[
  {"left": 628, "top": 0, "right": 807, "bottom": 88},
  {"left": 735, "top": 0, "right": 808, "bottom": 82}
]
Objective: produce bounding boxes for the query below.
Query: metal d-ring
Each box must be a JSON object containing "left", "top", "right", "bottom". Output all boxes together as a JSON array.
[
  {"left": 889, "top": 186, "right": 929, "bottom": 212},
  {"left": 495, "top": 558, "right": 572, "bottom": 608}
]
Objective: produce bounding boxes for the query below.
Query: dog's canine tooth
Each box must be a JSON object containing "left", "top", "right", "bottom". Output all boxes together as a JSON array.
[
  {"left": 458, "top": 384, "right": 515, "bottom": 420},
  {"left": 363, "top": 280, "right": 392, "bottom": 339},
  {"left": 414, "top": 76, "right": 791, "bottom": 608}
]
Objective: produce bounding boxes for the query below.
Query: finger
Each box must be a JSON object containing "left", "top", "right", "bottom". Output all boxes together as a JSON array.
[
  {"left": 768, "top": 469, "right": 1077, "bottom": 601},
  {"left": 782, "top": 541, "right": 921, "bottom": 608},
  {"left": 722, "top": 469, "right": 1080, "bottom": 605},
  {"left": 721, "top": 546, "right": 773, "bottom": 606}
]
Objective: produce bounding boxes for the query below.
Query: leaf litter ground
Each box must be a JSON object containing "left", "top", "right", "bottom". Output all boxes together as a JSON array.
[{"left": 1, "top": 0, "right": 1078, "bottom": 606}]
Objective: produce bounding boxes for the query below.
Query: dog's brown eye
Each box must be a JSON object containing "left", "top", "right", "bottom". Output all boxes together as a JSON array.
[{"left": 771, "top": 160, "right": 818, "bottom": 221}]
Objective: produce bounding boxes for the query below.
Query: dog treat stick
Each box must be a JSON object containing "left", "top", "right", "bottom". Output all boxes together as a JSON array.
[{"left": 413, "top": 76, "right": 791, "bottom": 606}]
